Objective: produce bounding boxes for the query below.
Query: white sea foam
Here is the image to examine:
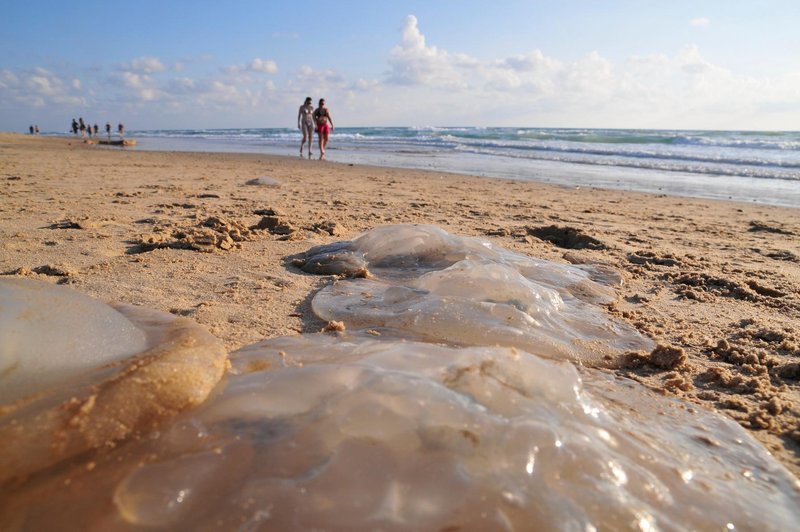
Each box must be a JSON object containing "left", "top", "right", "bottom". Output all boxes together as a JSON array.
[{"left": 129, "top": 127, "right": 800, "bottom": 206}]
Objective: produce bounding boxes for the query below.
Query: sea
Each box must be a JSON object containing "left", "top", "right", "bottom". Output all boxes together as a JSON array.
[{"left": 127, "top": 127, "right": 800, "bottom": 208}]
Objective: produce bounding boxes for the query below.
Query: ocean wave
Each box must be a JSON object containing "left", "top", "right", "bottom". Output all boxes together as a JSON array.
[
  {"left": 130, "top": 127, "right": 800, "bottom": 181},
  {"left": 453, "top": 144, "right": 800, "bottom": 181},
  {"left": 673, "top": 135, "right": 800, "bottom": 151},
  {"left": 134, "top": 127, "right": 800, "bottom": 150},
  {"left": 438, "top": 136, "right": 800, "bottom": 170}
]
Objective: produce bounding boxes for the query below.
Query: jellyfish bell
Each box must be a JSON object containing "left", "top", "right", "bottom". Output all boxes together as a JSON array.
[
  {"left": 302, "top": 224, "right": 653, "bottom": 365},
  {"left": 4, "top": 333, "right": 798, "bottom": 530},
  {"left": 2, "top": 226, "right": 799, "bottom": 530},
  {"left": 0, "top": 277, "right": 227, "bottom": 483}
]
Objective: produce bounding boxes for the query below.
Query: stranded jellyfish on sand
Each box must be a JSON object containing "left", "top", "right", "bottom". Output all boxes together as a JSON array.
[
  {"left": 0, "top": 278, "right": 227, "bottom": 483},
  {"left": 1, "top": 225, "right": 799, "bottom": 530},
  {"left": 296, "top": 224, "right": 652, "bottom": 365}
]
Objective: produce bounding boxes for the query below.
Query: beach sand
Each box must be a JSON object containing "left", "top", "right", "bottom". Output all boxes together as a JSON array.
[{"left": 1, "top": 133, "right": 798, "bottom": 478}]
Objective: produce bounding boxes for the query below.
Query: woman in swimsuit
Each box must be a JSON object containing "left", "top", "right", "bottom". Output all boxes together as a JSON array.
[
  {"left": 297, "top": 97, "right": 315, "bottom": 158},
  {"left": 313, "top": 98, "right": 333, "bottom": 160}
]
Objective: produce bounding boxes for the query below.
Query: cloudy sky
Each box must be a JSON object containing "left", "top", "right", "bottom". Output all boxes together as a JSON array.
[{"left": 2, "top": 1, "right": 799, "bottom": 131}]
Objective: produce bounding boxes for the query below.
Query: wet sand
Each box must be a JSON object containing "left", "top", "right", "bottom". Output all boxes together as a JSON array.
[{"left": 1, "top": 133, "right": 798, "bottom": 477}]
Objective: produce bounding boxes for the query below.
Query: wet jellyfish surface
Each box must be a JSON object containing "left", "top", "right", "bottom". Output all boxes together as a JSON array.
[
  {"left": 296, "top": 224, "right": 653, "bottom": 365},
  {"left": 0, "top": 277, "right": 228, "bottom": 483},
  {"left": 3, "top": 333, "right": 798, "bottom": 530},
  {"left": 2, "top": 226, "right": 799, "bottom": 530}
]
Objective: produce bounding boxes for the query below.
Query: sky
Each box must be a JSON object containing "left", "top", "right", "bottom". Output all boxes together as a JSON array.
[{"left": 1, "top": 1, "right": 799, "bottom": 132}]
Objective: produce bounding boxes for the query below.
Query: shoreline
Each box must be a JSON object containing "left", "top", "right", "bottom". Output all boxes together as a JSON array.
[
  {"left": 41, "top": 131, "right": 800, "bottom": 209},
  {"left": 1, "top": 133, "right": 799, "bottom": 477}
]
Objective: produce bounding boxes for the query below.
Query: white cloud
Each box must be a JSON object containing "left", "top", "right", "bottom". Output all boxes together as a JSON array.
[
  {"left": 166, "top": 77, "right": 197, "bottom": 94},
  {"left": 121, "top": 56, "right": 166, "bottom": 74},
  {"left": 109, "top": 70, "right": 166, "bottom": 102},
  {"left": 225, "top": 58, "right": 279, "bottom": 75},
  {"left": 249, "top": 58, "right": 278, "bottom": 74},
  {"left": 0, "top": 69, "right": 19, "bottom": 89},
  {"left": 114, "top": 71, "right": 150, "bottom": 89},
  {"left": 3, "top": 14, "right": 798, "bottom": 130},
  {"left": 0, "top": 68, "right": 86, "bottom": 116},
  {"left": 563, "top": 51, "right": 614, "bottom": 94},
  {"left": 289, "top": 65, "right": 347, "bottom": 90},
  {"left": 387, "top": 15, "right": 472, "bottom": 89},
  {"left": 353, "top": 78, "right": 381, "bottom": 91},
  {"left": 377, "top": 16, "right": 800, "bottom": 128},
  {"left": 676, "top": 44, "right": 725, "bottom": 77},
  {"left": 690, "top": 17, "right": 710, "bottom": 27},
  {"left": 500, "top": 50, "right": 561, "bottom": 73}
]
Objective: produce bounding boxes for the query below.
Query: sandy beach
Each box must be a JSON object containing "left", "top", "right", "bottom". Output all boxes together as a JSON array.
[{"left": 1, "top": 131, "right": 798, "bottom": 483}]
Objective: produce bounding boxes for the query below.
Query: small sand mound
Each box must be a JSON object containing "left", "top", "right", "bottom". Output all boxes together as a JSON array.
[
  {"left": 748, "top": 221, "right": 796, "bottom": 235},
  {"left": 134, "top": 216, "right": 254, "bottom": 253},
  {"left": 250, "top": 215, "right": 296, "bottom": 235},
  {"left": 527, "top": 225, "right": 607, "bottom": 250}
]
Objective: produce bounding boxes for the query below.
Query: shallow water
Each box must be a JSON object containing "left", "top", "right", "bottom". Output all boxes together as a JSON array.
[
  {"left": 2, "top": 227, "right": 799, "bottom": 530},
  {"left": 126, "top": 127, "right": 800, "bottom": 207}
]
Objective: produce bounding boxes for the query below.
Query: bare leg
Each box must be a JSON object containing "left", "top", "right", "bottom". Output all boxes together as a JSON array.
[
  {"left": 318, "top": 131, "right": 325, "bottom": 160},
  {"left": 299, "top": 125, "right": 312, "bottom": 158},
  {"left": 322, "top": 132, "right": 331, "bottom": 160}
]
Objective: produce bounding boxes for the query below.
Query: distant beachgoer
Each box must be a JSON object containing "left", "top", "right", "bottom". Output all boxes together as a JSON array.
[
  {"left": 118, "top": 122, "right": 125, "bottom": 138},
  {"left": 71, "top": 118, "right": 78, "bottom": 135},
  {"left": 93, "top": 124, "right": 99, "bottom": 136},
  {"left": 79, "top": 118, "right": 86, "bottom": 138},
  {"left": 313, "top": 98, "right": 333, "bottom": 160},
  {"left": 105, "top": 122, "right": 111, "bottom": 139},
  {"left": 34, "top": 125, "right": 39, "bottom": 134},
  {"left": 29, "top": 125, "right": 34, "bottom": 135},
  {"left": 87, "top": 124, "right": 92, "bottom": 138},
  {"left": 297, "top": 96, "right": 315, "bottom": 158}
]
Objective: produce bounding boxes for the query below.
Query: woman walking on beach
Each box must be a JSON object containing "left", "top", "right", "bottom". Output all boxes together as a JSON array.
[
  {"left": 313, "top": 98, "right": 333, "bottom": 160},
  {"left": 297, "top": 97, "right": 315, "bottom": 158}
]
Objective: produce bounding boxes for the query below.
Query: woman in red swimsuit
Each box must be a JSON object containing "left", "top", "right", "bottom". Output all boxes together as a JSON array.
[{"left": 313, "top": 98, "right": 334, "bottom": 160}]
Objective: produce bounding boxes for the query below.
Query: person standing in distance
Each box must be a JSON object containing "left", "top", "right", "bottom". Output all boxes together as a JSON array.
[
  {"left": 297, "top": 97, "right": 315, "bottom": 159},
  {"left": 313, "top": 98, "right": 333, "bottom": 160}
]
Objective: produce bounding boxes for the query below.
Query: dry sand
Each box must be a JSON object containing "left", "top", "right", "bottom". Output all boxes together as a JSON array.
[{"left": 1, "top": 133, "right": 799, "bottom": 478}]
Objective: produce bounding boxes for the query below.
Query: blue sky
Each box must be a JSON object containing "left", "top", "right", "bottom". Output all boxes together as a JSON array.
[{"left": 2, "top": 1, "right": 799, "bottom": 131}]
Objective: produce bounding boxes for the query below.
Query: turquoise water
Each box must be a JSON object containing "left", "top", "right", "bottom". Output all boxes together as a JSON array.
[{"left": 129, "top": 127, "right": 800, "bottom": 207}]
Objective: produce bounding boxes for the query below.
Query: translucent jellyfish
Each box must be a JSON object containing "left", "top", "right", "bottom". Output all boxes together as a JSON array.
[
  {"left": 297, "top": 224, "right": 652, "bottom": 365},
  {"left": 3, "top": 333, "right": 798, "bottom": 530},
  {"left": 3, "top": 226, "right": 798, "bottom": 530},
  {"left": 0, "top": 278, "right": 228, "bottom": 483}
]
